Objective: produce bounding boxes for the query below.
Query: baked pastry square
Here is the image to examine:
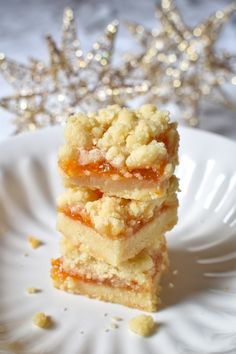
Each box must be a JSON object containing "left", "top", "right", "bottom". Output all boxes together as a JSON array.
[
  {"left": 51, "top": 235, "right": 169, "bottom": 312},
  {"left": 58, "top": 104, "right": 179, "bottom": 201},
  {"left": 57, "top": 181, "right": 178, "bottom": 266}
]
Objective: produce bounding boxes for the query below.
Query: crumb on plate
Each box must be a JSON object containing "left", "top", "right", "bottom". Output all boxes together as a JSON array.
[
  {"left": 28, "top": 236, "right": 42, "bottom": 249},
  {"left": 128, "top": 314, "right": 156, "bottom": 337},
  {"left": 26, "top": 287, "right": 41, "bottom": 294},
  {"left": 111, "top": 316, "right": 123, "bottom": 322},
  {"left": 110, "top": 323, "right": 119, "bottom": 330},
  {"left": 33, "top": 312, "right": 52, "bottom": 329}
]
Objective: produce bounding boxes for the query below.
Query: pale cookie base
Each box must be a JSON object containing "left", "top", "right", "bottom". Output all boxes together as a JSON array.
[
  {"left": 62, "top": 172, "right": 170, "bottom": 201},
  {"left": 57, "top": 202, "right": 178, "bottom": 266}
]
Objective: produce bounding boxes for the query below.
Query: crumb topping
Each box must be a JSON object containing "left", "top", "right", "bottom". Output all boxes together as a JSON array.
[
  {"left": 63, "top": 105, "right": 177, "bottom": 171},
  {"left": 58, "top": 178, "right": 178, "bottom": 238},
  {"left": 84, "top": 196, "right": 159, "bottom": 237},
  {"left": 58, "top": 191, "right": 165, "bottom": 238},
  {"left": 78, "top": 148, "right": 104, "bottom": 165},
  {"left": 33, "top": 312, "right": 52, "bottom": 329},
  {"left": 128, "top": 315, "right": 156, "bottom": 336},
  {"left": 28, "top": 236, "right": 42, "bottom": 249}
]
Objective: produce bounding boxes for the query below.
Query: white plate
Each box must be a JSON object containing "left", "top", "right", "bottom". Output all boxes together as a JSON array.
[{"left": 0, "top": 126, "right": 236, "bottom": 354}]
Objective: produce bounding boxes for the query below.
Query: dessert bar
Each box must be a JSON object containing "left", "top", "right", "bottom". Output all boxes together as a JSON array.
[{"left": 51, "top": 235, "right": 169, "bottom": 312}]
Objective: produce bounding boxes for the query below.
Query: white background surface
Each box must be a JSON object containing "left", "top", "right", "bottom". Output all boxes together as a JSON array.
[{"left": 0, "top": 0, "right": 235, "bottom": 140}]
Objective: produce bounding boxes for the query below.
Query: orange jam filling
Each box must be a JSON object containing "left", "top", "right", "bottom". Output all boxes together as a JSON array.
[
  {"left": 51, "top": 256, "right": 164, "bottom": 291},
  {"left": 158, "top": 123, "right": 178, "bottom": 156},
  {"left": 58, "top": 206, "right": 93, "bottom": 228},
  {"left": 51, "top": 258, "right": 140, "bottom": 290},
  {"left": 60, "top": 158, "right": 166, "bottom": 181}
]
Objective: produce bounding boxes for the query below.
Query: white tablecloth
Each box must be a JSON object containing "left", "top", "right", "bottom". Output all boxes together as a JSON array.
[{"left": 0, "top": 0, "right": 235, "bottom": 140}]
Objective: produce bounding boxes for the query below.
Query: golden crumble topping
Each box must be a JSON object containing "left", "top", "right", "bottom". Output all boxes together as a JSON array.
[
  {"left": 57, "top": 187, "right": 99, "bottom": 206},
  {"left": 128, "top": 315, "right": 156, "bottom": 336},
  {"left": 33, "top": 312, "right": 52, "bottom": 329},
  {"left": 63, "top": 104, "right": 176, "bottom": 171},
  {"left": 27, "top": 236, "right": 42, "bottom": 249},
  {"left": 58, "top": 177, "right": 178, "bottom": 238},
  {"left": 84, "top": 196, "right": 159, "bottom": 237},
  {"left": 58, "top": 189, "right": 169, "bottom": 238}
]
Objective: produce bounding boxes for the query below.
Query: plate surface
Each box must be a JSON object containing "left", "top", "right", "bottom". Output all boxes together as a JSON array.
[{"left": 0, "top": 126, "right": 236, "bottom": 354}]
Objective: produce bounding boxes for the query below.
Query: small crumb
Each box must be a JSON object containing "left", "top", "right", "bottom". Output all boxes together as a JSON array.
[
  {"left": 169, "top": 282, "right": 175, "bottom": 288},
  {"left": 33, "top": 312, "right": 52, "bottom": 329},
  {"left": 24, "top": 253, "right": 29, "bottom": 257},
  {"left": 105, "top": 329, "right": 110, "bottom": 333},
  {"left": 80, "top": 331, "right": 84, "bottom": 334},
  {"left": 110, "top": 323, "right": 119, "bottom": 330},
  {"left": 104, "top": 313, "right": 108, "bottom": 317},
  {"left": 26, "top": 287, "right": 41, "bottom": 294},
  {"left": 28, "top": 236, "right": 42, "bottom": 249},
  {"left": 111, "top": 316, "right": 123, "bottom": 322},
  {"left": 64, "top": 307, "right": 68, "bottom": 311},
  {"left": 172, "top": 269, "right": 178, "bottom": 275},
  {"left": 128, "top": 315, "right": 156, "bottom": 337}
]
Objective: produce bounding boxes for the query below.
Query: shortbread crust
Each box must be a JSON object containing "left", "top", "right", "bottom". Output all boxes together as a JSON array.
[{"left": 57, "top": 198, "right": 178, "bottom": 265}]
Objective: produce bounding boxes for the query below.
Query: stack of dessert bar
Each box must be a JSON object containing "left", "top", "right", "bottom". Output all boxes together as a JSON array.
[{"left": 51, "top": 104, "right": 179, "bottom": 311}]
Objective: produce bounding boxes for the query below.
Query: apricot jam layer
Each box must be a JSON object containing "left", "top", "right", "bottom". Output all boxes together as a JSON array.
[
  {"left": 59, "top": 157, "right": 166, "bottom": 182},
  {"left": 51, "top": 254, "right": 163, "bottom": 290},
  {"left": 58, "top": 206, "right": 93, "bottom": 228},
  {"left": 51, "top": 258, "right": 143, "bottom": 291}
]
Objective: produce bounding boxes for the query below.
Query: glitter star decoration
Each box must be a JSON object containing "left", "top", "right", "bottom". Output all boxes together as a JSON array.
[
  {"left": 0, "top": 8, "right": 145, "bottom": 133},
  {"left": 126, "top": 0, "right": 236, "bottom": 126},
  {"left": 0, "top": 2, "right": 236, "bottom": 132}
]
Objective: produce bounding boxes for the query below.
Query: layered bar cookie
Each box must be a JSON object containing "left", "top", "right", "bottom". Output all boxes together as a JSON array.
[
  {"left": 53, "top": 104, "right": 179, "bottom": 311},
  {"left": 58, "top": 105, "right": 179, "bottom": 201},
  {"left": 51, "top": 235, "right": 169, "bottom": 312},
  {"left": 57, "top": 179, "right": 178, "bottom": 266}
]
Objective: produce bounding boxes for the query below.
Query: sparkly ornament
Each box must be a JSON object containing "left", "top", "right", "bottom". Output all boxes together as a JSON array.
[
  {"left": 0, "top": 8, "right": 143, "bottom": 133},
  {"left": 0, "top": 2, "right": 236, "bottom": 132},
  {"left": 126, "top": 0, "right": 236, "bottom": 126}
]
